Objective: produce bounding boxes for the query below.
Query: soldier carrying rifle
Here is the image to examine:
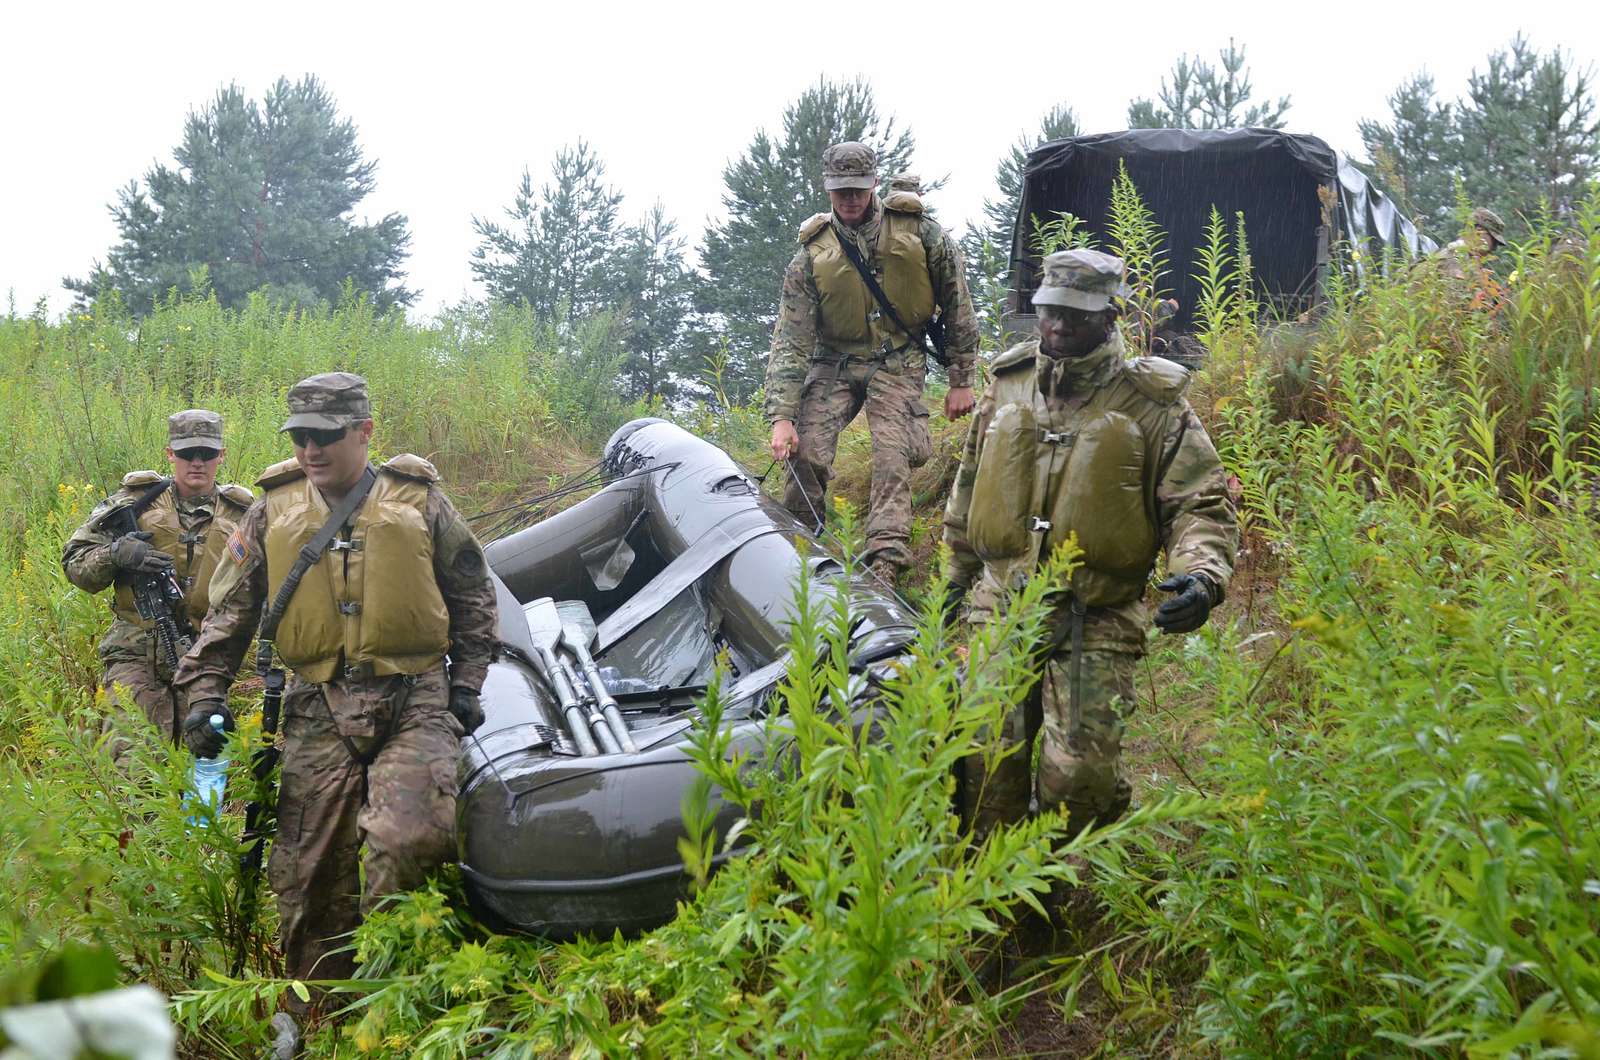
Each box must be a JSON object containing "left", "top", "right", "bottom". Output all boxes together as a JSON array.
[{"left": 63, "top": 409, "right": 253, "bottom": 757}]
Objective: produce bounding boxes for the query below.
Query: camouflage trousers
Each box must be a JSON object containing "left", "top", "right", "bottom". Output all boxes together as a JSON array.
[
  {"left": 101, "top": 657, "right": 184, "bottom": 760},
  {"left": 782, "top": 354, "right": 932, "bottom": 569},
  {"left": 268, "top": 666, "right": 460, "bottom": 1002},
  {"left": 962, "top": 647, "right": 1138, "bottom": 842}
]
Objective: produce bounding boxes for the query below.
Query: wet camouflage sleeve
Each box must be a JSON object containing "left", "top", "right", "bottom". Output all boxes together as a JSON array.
[
  {"left": 1156, "top": 402, "right": 1237, "bottom": 599},
  {"left": 941, "top": 391, "right": 999, "bottom": 588},
  {"left": 764, "top": 247, "right": 820, "bottom": 424},
  {"left": 428, "top": 489, "right": 497, "bottom": 693},
  {"left": 62, "top": 492, "right": 129, "bottom": 594},
  {"left": 172, "top": 500, "right": 268, "bottom": 702},
  {"left": 921, "top": 218, "right": 979, "bottom": 389}
]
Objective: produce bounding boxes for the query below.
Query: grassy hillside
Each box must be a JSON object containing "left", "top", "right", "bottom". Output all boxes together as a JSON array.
[{"left": 2, "top": 201, "right": 1598, "bottom": 1057}]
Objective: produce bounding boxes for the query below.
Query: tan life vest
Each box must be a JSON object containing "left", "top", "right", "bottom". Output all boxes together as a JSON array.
[
  {"left": 110, "top": 473, "right": 254, "bottom": 629},
  {"left": 261, "top": 455, "right": 450, "bottom": 683},
  {"left": 966, "top": 345, "right": 1184, "bottom": 608},
  {"left": 803, "top": 202, "right": 936, "bottom": 359}
]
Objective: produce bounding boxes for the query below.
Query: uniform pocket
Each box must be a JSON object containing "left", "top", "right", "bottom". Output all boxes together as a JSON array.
[{"left": 906, "top": 400, "right": 933, "bottom": 469}]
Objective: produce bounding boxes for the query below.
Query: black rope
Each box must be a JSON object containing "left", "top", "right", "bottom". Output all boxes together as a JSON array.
[{"left": 468, "top": 462, "right": 679, "bottom": 542}]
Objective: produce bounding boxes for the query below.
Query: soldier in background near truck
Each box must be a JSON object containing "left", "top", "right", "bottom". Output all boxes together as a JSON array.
[
  {"left": 943, "top": 249, "right": 1238, "bottom": 841},
  {"left": 172, "top": 372, "right": 496, "bottom": 1046},
  {"left": 62, "top": 409, "right": 253, "bottom": 755},
  {"left": 765, "top": 141, "right": 980, "bottom": 584}
]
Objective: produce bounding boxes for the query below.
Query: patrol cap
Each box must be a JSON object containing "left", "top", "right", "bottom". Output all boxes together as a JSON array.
[
  {"left": 1471, "top": 207, "right": 1507, "bottom": 248},
  {"left": 887, "top": 173, "right": 921, "bottom": 194},
  {"left": 280, "top": 372, "right": 372, "bottom": 432},
  {"left": 1031, "top": 249, "right": 1132, "bottom": 311},
  {"left": 167, "top": 409, "right": 223, "bottom": 452},
  {"left": 822, "top": 142, "right": 878, "bottom": 190}
]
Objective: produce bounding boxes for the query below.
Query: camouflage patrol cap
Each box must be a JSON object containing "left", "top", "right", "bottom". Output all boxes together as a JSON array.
[
  {"left": 167, "top": 409, "right": 223, "bottom": 451},
  {"left": 1031, "top": 249, "right": 1132, "bottom": 311},
  {"left": 887, "top": 173, "right": 921, "bottom": 194},
  {"left": 822, "top": 142, "right": 878, "bottom": 190},
  {"left": 1471, "top": 207, "right": 1507, "bottom": 248},
  {"left": 280, "top": 371, "right": 372, "bottom": 432}
]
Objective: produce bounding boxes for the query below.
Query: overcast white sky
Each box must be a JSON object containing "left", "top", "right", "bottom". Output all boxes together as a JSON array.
[{"left": 2, "top": 1, "right": 1594, "bottom": 319}]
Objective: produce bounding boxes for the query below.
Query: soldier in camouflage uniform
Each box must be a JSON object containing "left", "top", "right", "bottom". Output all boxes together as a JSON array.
[
  {"left": 173, "top": 373, "right": 496, "bottom": 1025},
  {"left": 943, "top": 250, "right": 1237, "bottom": 839},
  {"left": 1436, "top": 206, "right": 1507, "bottom": 281},
  {"left": 766, "top": 142, "right": 979, "bottom": 582},
  {"left": 63, "top": 410, "right": 253, "bottom": 752}
]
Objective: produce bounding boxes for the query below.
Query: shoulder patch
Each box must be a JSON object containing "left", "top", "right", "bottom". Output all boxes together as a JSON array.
[
  {"left": 881, "top": 189, "right": 924, "bottom": 215},
  {"left": 257, "top": 457, "right": 306, "bottom": 490},
  {"left": 217, "top": 483, "right": 256, "bottom": 509},
  {"left": 1122, "top": 355, "right": 1191, "bottom": 404},
  {"left": 225, "top": 524, "right": 252, "bottom": 566},
  {"left": 121, "top": 469, "right": 164, "bottom": 488},
  {"left": 991, "top": 339, "right": 1039, "bottom": 376},
  {"left": 798, "top": 212, "right": 832, "bottom": 244},
  {"left": 382, "top": 453, "right": 440, "bottom": 483}
]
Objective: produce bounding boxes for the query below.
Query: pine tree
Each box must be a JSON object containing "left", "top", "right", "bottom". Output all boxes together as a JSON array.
[
  {"left": 470, "top": 141, "right": 624, "bottom": 322},
  {"left": 614, "top": 203, "right": 697, "bottom": 401},
  {"left": 1360, "top": 37, "right": 1597, "bottom": 241},
  {"left": 1127, "top": 40, "right": 1290, "bottom": 130},
  {"left": 1358, "top": 74, "right": 1461, "bottom": 231},
  {"left": 66, "top": 76, "right": 412, "bottom": 314},
  {"left": 961, "top": 105, "right": 1080, "bottom": 347},
  {"left": 1459, "top": 37, "right": 1597, "bottom": 226},
  {"left": 697, "top": 77, "right": 919, "bottom": 403}
]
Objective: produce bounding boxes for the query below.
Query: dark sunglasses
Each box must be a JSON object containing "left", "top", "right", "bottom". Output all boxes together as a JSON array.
[
  {"left": 173, "top": 448, "right": 221, "bottom": 463},
  {"left": 288, "top": 426, "right": 349, "bottom": 448}
]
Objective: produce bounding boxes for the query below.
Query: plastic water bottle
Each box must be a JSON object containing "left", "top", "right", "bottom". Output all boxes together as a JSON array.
[{"left": 186, "top": 714, "right": 229, "bottom": 826}]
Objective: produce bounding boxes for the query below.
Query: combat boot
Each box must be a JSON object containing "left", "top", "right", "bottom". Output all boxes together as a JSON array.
[{"left": 866, "top": 556, "right": 901, "bottom": 590}]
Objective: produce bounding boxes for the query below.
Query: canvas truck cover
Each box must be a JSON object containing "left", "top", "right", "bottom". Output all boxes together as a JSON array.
[{"left": 1010, "top": 128, "right": 1434, "bottom": 330}]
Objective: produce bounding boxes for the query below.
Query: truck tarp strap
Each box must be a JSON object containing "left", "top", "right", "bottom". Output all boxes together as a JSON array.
[
  {"left": 258, "top": 465, "right": 378, "bottom": 647},
  {"left": 594, "top": 518, "right": 783, "bottom": 652}
]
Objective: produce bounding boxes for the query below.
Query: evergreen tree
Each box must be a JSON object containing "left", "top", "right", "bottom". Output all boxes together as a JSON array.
[
  {"left": 1360, "top": 37, "right": 1597, "bottom": 240},
  {"left": 698, "top": 77, "right": 919, "bottom": 403},
  {"left": 66, "top": 76, "right": 412, "bottom": 315},
  {"left": 614, "top": 202, "right": 697, "bottom": 401},
  {"left": 1459, "top": 38, "right": 1597, "bottom": 226},
  {"left": 471, "top": 141, "right": 624, "bottom": 322},
  {"left": 1357, "top": 74, "right": 1460, "bottom": 228},
  {"left": 1127, "top": 40, "right": 1290, "bottom": 130},
  {"left": 962, "top": 105, "right": 1079, "bottom": 287}
]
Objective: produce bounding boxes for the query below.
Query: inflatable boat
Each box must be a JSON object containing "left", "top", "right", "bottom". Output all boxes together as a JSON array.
[{"left": 457, "top": 418, "right": 918, "bottom": 939}]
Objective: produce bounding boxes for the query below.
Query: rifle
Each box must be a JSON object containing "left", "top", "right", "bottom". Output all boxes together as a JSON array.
[
  {"left": 95, "top": 478, "right": 196, "bottom": 673},
  {"left": 233, "top": 640, "right": 282, "bottom": 976}
]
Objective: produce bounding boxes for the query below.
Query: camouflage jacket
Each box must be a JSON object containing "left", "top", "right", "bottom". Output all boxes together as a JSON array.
[
  {"left": 63, "top": 478, "right": 252, "bottom": 668},
  {"left": 764, "top": 196, "right": 978, "bottom": 423},
  {"left": 172, "top": 478, "right": 498, "bottom": 701},
  {"left": 942, "top": 332, "right": 1237, "bottom": 651}
]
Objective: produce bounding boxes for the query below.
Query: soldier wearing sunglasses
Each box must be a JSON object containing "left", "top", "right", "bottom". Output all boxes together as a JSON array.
[
  {"left": 173, "top": 372, "right": 496, "bottom": 1032},
  {"left": 63, "top": 409, "right": 254, "bottom": 752}
]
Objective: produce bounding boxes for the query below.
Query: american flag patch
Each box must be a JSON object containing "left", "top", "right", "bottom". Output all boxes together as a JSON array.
[{"left": 226, "top": 527, "right": 249, "bottom": 564}]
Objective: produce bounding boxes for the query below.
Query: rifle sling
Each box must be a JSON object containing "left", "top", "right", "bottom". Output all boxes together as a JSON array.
[{"left": 258, "top": 465, "right": 378, "bottom": 649}]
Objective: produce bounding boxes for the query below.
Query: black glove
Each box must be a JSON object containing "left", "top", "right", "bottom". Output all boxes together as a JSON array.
[
  {"left": 110, "top": 531, "right": 174, "bottom": 574},
  {"left": 182, "top": 700, "right": 235, "bottom": 758},
  {"left": 448, "top": 686, "right": 485, "bottom": 735},
  {"left": 1154, "top": 574, "right": 1213, "bottom": 635},
  {"left": 940, "top": 581, "right": 968, "bottom": 629}
]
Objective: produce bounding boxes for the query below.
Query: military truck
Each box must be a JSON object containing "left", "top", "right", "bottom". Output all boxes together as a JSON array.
[{"left": 1004, "top": 128, "right": 1435, "bottom": 353}]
